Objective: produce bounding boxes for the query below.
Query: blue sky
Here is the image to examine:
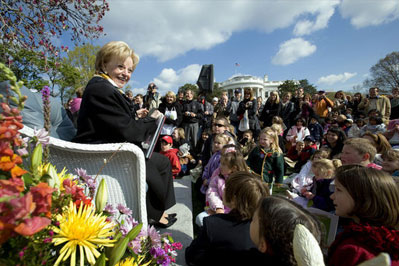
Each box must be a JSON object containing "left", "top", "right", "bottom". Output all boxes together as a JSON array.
[{"left": 76, "top": 0, "right": 399, "bottom": 96}]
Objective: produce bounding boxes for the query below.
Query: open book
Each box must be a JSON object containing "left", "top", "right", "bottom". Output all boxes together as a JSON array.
[{"left": 141, "top": 112, "right": 165, "bottom": 159}]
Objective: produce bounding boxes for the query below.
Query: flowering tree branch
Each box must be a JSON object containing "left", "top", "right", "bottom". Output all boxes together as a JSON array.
[{"left": 0, "top": 0, "right": 109, "bottom": 58}]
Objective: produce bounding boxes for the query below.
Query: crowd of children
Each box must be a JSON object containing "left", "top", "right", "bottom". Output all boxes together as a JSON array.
[{"left": 146, "top": 85, "right": 399, "bottom": 265}]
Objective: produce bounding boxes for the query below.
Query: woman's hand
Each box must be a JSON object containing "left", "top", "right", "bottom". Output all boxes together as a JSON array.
[
  {"left": 136, "top": 108, "right": 149, "bottom": 118},
  {"left": 150, "top": 110, "right": 163, "bottom": 119}
]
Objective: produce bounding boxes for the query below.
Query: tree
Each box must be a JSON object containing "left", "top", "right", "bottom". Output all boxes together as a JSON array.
[
  {"left": 63, "top": 44, "right": 99, "bottom": 88},
  {"left": 178, "top": 83, "right": 199, "bottom": 96},
  {"left": 299, "top": 79, "right": 317, "bottom": 95},
  {"left": 364, "top": 51, "right": 399, "bottom": 92},
  {"left": 0, "top": 0, "right": 109, "bottom": 58},
  {"left": 278, "top": 80, "right": 298, "bottom": 96}
]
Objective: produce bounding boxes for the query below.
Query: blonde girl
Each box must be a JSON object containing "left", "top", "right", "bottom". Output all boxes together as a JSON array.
[
  {"left": 200, "top": 134, "right": 233, "bottom": 194},
  {"left": 247, "top": 127, "right": 284, "bottom": 184},
  {"left": 329, "top": 165, "right": 399, "bottom": 265},
  {"left": 301, "top": 158, "right": 341, "bottom": 212}
]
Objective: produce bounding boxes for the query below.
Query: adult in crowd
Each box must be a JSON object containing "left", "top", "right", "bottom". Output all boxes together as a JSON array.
[
  {"left": 347, "top": 92, "right": 363, "bottom": 119},
  {"left": 313, "top": 90, "right": 334, "bottom": 122},
  {"left": 333, "top": 90, "right": 347, "bottom": 114},
  {"left": 323, "top": 127, "right": 347, "bottom": 159},
  {"left": 197, "top": 93, "right": 214, "bottom": 130},
  {"left": 211, "top": 97, "right": 218, "bottom": 109},
  {"left": 143, "top": 82, "right": 161, "bottom": 111},
  {"left": 259, "top": 91, "right": 281, "bottom": 128},
  {"left": 213, "top": 91, "right": 229, "bottom": 120},
  {"left": 182, "top": 89, "right": 204, "bottom": 149},
  {"left": 280, "top": 92, "right": 295, "bottom": 131},
  {"left": 125, "top": 89, "right": 134, "bottom": 101},
  {"left": 134, "top": 93, "right": 144, "bottom": 109},
  {"left": 158, "top": 91, "right": 183, "bottom": 134},
  {"left": 256, "top": 96, "right": 264, "bottom": 117},
  {"left": 226, "top": 88, "right": 242, "bottom": 133},
  {"left": 73, "top": 41, "right": 176, "bottom": 228},
  {"left": 291, "top": 87, "right": 305, "bottom": 114},
  {"left": 237, "top": 88, "right": 260, "bottom": 139},
  {"left": 358, "top": 87, "right": 391, "bottom": 123},
  {"left": 390, "top": 87, "right": 399, "bottom": 120},
  {"left": 177, "top": 90, "right": 185, "bottom": 106}
]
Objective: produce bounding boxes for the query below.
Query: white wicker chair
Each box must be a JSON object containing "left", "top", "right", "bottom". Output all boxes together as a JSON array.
[{"left": 19, "top": 126, "right": 148, "bottom": 227}]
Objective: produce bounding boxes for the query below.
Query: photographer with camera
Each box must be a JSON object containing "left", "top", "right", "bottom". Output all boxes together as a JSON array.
[
  {"left": 237, "top": 88, "right": 260, "bottom": 139},
  {"left": 313, "top": 90, "right": 334, "bottom": 123},
  {"left": 144, "top": 82, "right": 161, "bottom": 111}
]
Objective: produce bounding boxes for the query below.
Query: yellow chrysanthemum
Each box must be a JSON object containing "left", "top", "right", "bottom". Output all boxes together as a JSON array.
[
  {"left": 117, "top": 256, "right": 150, "bottom": 266},
  {"left": 53, "top": 201, "right": 116, "bottom": 266}
]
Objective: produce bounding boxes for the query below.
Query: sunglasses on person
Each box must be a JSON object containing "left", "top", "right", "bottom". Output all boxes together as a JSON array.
[{"left": 213, "top": 123, "right": 225, "bottom": 128}]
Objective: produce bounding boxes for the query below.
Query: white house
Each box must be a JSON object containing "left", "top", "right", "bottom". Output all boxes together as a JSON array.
[{"left": 219, "top": 74, "right": 288, "bottom": 102}]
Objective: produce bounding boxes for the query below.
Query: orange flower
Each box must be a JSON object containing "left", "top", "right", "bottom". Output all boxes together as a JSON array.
[
  {"left": 30, "top": 182, "right": 55, "bottom": 218},
  {"left": 0, "top": 154, "right": 25, "bottom": 177}
]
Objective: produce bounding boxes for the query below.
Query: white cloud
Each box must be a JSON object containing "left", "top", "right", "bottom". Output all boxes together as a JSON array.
[
  {"left": 151, "top": 64, "right": 202, "bottom": 95},
  {"left": 339, "top": 0, "right": 399, "bottom": 28},
  {"left": 293, "top": 1, "right": 339, "bottom": 36},
  {"left": 272, "top": 38, "right": 316, "bottom": 65},
  {"left": 101, "top": 0, "right": 339, "bottom": 62},
  {"left": 317, "top": 72, "right": 357, "bottom": 85}
]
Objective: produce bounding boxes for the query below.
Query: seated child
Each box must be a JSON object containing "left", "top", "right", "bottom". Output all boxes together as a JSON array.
[
  {"left": 383, "top": 119, "right": 399, "bottom": 148},
  {"left": 195, "top": 145, "right": 248, "bottom": 226},
  {"left": 239, "top": 130, "right": 256, "bottom": 159},
  {"left": 186, "top": 171, "right": 269, "bottom": 265},
  {"left": 294, "top": 135, "right": 317, "bottom": 172},
  {"left": 159, "top": 135, "right": 181, "bottom": 178},
  {"left": 328, "top": 165, "right": 399, "bottom": 266},
  {"left": 250, "top": 196, "right": 322, "bottom": 265},
  {"left": 347, "top": 118, "right": 365, "bottom": 138},
  {"left": 340, "top": 138, "right": 381, "bottom": 169},
  {"left": 247, "top": 127, "right": 284, "bottom": 185},
  {"left": 381, "top": 149, "right": 399, "bottom": 179},
  {"left": 284, "top": 140, "right": 305, "bottom": 174},
  {"left": 194, "top": 129, "right": 211, "bottom": 163},
  {"left": 361, "top": 116, "right": 386, "bottom": 135},
  {"left": 178, "top": 143, "right": 196, "bottom": 177},
  {"left": 301, "top": 158, "right": 342, "bottom": 212},
  {"left": 200, "top": 133, "right": 233, "bottom": 194},
  {"left": 286, "top": 148, "right": 331, "bottom": 195}
]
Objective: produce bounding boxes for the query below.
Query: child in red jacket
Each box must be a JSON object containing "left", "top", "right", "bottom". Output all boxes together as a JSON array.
[
  {"left": 328, "top": 165, "right": 399, "bottom": 266},
  {"left": 160, "top": 136, "right": 181, "bottom": 178}
]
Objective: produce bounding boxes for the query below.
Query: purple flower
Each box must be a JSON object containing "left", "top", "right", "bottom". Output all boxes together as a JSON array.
[
  {"left": 147, "top": 225, "right": 161, "bottom": 247},
  {"left": 125, "top": 215, "right": 139, "bottom": 228},
  {"left": 41, "top": 86, "right": 51, "bottom": 101},
  {"left": 117, "top": 204, "right": 132, "bottom": 216},
  {"left": 150, "top": 246, "right": 165, "bottom": 258},
  {"left": 75, "top": 168, "right": 96, "bottom": 190},
  {"left": 104, "top": 203, "right": 118, "bottom": 216},
  {"left": 33, "top": 127, "right": 50, "bottom": 146},
  {"left": 119, "top": 224, "right": 130, "bottom": 236}
]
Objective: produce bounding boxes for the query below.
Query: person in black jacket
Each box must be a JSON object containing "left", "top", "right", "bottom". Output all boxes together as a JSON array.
[
  {"left": 260, "top": 91, "right": 281, "bottom": 128},
  {"left": 182, "top": 89, "right": 204, "bottom": 149},
  {"left": 73, "top": 41, "right": 176, "bottom": 228},
  {"left": 186, "top": 172, "right": 270, "bottom": 266}
]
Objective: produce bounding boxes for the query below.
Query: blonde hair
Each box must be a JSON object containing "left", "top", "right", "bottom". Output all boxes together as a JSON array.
[
  {"left": 164, "top": 91, "right": 176, "bottom": 102},
  {"left": 311, "top": 158, "right": 342, "bottom": 179},
  {"left": 220, "top": 145, "right": 248, "bottom": 173},
  {"left": 214, "top": 133, "right": 233, "bottom": 146},
  {"left": 382, "top": 149, "right": 399, "bottom": 161},
  {"left": 260, "top": 127, "right": 281, "bottom": 154},
  {"left": 174, "top": 127, "right": 185, "bottom": 140},
  {"left": 311, "top": 148, "right": 331, "bottom": 161},
  {"left": 95, "top": 41, "right": 139, "bottom": 74},
  {"left": 268, "top": 91, "right": 280, "bottom": 104}
]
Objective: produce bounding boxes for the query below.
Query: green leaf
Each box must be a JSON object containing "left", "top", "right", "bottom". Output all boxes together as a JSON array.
[
  {"left": 22, "top": 173, "right": 34, "bottom": 186},
  {"left": 94, "top": 253, "right": 106, "bottom": 266},
  {"left": 108, "top": 237, "right": 129, "bottom": 266},
  {"left": 126, "top": 223, "right": 143, "bottom": 241}
]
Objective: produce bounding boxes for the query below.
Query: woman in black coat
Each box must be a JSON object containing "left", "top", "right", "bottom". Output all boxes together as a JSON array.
[
  {"left": 237, "top": 88, "right": 260, "bottom": 139},
  {"left": 260, "top": 91, "right": 282, "bottom": 127},
  {"left": 73, "top": 41, "right": 176, "bottom": 228}
]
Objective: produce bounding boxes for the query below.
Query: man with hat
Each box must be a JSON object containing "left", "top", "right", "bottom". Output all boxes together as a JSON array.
[{"left": 226, "top": 88, "right": 242, "bottom": 133}]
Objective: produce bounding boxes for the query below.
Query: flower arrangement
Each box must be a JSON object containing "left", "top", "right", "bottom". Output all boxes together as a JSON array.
[{"left": 0, "top": 63, "right": 181, "bottom": 265}]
